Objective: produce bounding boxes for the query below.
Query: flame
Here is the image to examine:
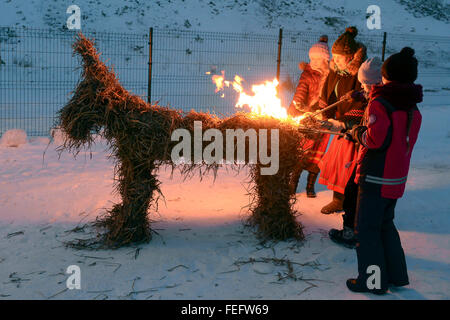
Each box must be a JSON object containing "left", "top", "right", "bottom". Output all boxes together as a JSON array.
[
  {"left": 211, "top": 71, "right": 226, "bottom": 93},
  {"left": 235, "top": 78, "right": 288, "bottom": 119},
  {"left": 210, "top": 71, "right": 304, "bottom": 123}
]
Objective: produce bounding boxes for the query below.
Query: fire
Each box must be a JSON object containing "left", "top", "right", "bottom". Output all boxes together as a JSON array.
[
  {"left": 210, "top": 71, "right": 304, "bottom": 123},
  {"left": 211, "top": 71, "right": 226, "bottom": 92},
  {"left": 235, "top": 78, "right": 287, "bottom": 119}
]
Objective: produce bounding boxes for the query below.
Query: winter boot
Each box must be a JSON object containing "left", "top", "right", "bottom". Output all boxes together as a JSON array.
[
  {"left": 289, "top": 166, "right": 303, "bottom": 195},
  {"left": 329, "top": 226, "right": 357, "bottom": 249},
  {"left": 346, "top": 279, "right": 387, "bottom": 295},
  {"left": 306, "top": 172, "right": 318, "bottom": 198},
  {"left": 321, "top": 191, "right": 344, "bottom": 214}
]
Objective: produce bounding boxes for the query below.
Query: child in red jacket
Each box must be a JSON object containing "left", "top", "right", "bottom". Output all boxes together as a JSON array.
[
  {"left": 347, "top": 47, "right": 423, "bottom": 294},
  {"left": 288, "top": 36, "right": 330, "bottom": 197},
  {"left": 326, "top": 57, "right": 383, "bottom": 249}
]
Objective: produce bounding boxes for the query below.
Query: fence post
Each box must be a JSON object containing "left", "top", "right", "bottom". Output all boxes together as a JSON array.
[
  {"left": 381, "top": 32, "right": 387, "bottom": 61},
  {"left": 147, "top": 27, "right": 153, "bottom": 104},
  {"left": 276, "top": 28, "right": 283, "bottom": 81},
  {"left": 0, "top": 42, "right": 4, "bottom": 66}
]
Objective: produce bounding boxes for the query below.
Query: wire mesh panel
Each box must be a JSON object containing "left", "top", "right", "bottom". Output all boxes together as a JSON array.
[
  {"left": 0, "top": 27, "right": 149, "bottom": 137},
  {"left": 0, "top": 27, "right": 76, "bottom": 136},
  {"left": 0, "top": 26, "right": 449, "bottom": 137},
  {"left": 151, "top": 29, "right": 280, "bottom": 116}
]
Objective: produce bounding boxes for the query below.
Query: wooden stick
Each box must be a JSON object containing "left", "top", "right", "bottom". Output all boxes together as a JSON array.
[
  {"left": 305, "top": 99, "right": 348, "bottom": 120},
  {"left": 297, "top": 126, "right": 345, "bottom": 137}
]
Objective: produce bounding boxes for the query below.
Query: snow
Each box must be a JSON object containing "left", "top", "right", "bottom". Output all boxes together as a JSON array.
[
  {"left": 1, "top": 0, "right": 449, "bottom": 36},
  {"left": 0, "top": 129, "right": 27, "bottom": 147},
  {"left": 0, "top": 105, "right": 449, "bottom": 300},
  {"left": 50, "top": 127, "right": 69, "bottom": 147},
  {"left": 1, "top": 0, "right": 449, "bottom": 135},
  {"left": 0, "top": 0, "right": 449, "bottom": 300}
]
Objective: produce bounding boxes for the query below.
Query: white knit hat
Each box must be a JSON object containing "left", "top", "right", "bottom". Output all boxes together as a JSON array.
[
  {"left": 358, "top": 57, "right": 382, "bottom": 85},
  {"left": 309, "top": 36, "right": 330, "bottom": 61}
]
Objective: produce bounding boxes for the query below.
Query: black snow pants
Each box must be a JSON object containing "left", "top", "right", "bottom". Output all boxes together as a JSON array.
[
  {"left": 354, "top": 181, "right": 409, "bottom": 290},
  {"left": 342, "top": 168, "right": 358, "bottom": 229}
]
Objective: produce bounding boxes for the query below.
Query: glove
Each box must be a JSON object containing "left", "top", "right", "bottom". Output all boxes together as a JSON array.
[
  {"left": 288, "top": 101, "right": 306, "bottom": 117},
  {"left": 351, "top": 90, "right": 366, "bottom": 102},
  {"left": 320, "top": 121, "right": 333, "bottom": 130},
  {"left": 340, "top": 90, "right": 366, "bottom": 103},
  {"left": 340, "top": 91, "right": 354, "bottom": 102},
  {"left": 292, "top": 100, "right": 307, "bottom": 111},
  {"left": 298, "top": 61, "right": 307, "bottom": 71},
  {"left": 347, "top": 125, "right": 368, "bottom": 144},
  {"left": 326, "top": 119, "right": 345, "bottom": 131},
  {"left": 344, "top": 131, "right": 356, "bottom": 142}
]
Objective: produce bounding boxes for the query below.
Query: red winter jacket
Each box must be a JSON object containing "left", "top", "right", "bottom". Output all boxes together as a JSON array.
[
  {"left": 355, "top": 82, "right": 423, "bottom": 199},
  {"left": 289, "top": 63, "right": 330, "bottom": 169},
  {"left": 288, "top": 63, "right": 327, "bottom": 116}
]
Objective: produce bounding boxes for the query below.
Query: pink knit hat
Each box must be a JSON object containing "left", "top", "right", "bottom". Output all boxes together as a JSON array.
[
  {"left": 358, "top": 57, "right": 382, "bottom": 85},
  {"left": 309, "top": 35, "right": 330, "bottom": 61}
]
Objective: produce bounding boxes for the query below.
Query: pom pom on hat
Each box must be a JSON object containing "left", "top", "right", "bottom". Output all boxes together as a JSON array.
[
  {"left": 400, "top": 47, "right": 414, "bottom": 57},
  {"left": 345, "top": 26, "right": 358, "bottom": 37},
  {"left": 319, "top": 35, "right": 328, "bottom": 43},
  {"left": 332, "top": 26, "right": 359, "bottom": 56}
]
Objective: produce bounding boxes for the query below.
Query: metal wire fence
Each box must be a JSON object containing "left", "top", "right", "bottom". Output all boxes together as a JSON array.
[{"left": 1, "top": 26, "right": 449, "bottom": 137}]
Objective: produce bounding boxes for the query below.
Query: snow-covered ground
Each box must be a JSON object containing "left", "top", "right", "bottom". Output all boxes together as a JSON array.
[
  {"left": 0, "top": 0, "right": 449, "bottom": 300},
  {"left": 0, "top": 105, "right": 449, "bottom": 300}
]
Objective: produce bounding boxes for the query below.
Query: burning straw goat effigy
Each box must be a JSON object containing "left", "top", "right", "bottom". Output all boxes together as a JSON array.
[{"left": 57, "top": 34, "right": 312, "bottom": 249}]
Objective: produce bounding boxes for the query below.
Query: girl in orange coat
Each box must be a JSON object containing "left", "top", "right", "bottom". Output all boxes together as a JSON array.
[{"left": 317, "top": 26, "right": 367, "bottom": 213}]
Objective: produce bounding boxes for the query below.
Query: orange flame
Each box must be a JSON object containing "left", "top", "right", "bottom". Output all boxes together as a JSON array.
[
  {"left": 211, "top": 71, "right": 226, "bottom": 93},
  {"left": 210, "top": 71, "right": 304, "bottom": 123}
]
